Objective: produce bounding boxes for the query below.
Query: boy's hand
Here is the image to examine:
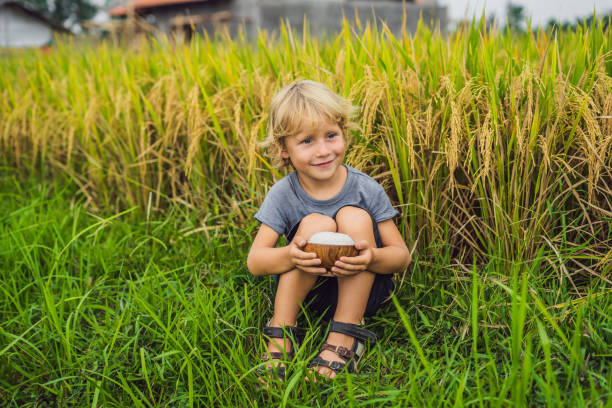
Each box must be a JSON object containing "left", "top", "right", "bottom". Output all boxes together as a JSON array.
[
  {"left": 331, "top": 240, "right": 373, "bottom": 276},
  {"left": 289, "top": 236, "right": 330, "bottom": 276}
]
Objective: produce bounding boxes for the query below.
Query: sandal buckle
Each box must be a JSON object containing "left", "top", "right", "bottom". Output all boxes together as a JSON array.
[
  {"left": 328, "top": 360, "right": 345, "bottom": 372},
  {"left": 321, "top": 343, "right": 355, "bottom": 360}
]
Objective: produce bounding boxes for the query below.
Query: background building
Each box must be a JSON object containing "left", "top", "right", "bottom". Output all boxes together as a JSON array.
[
  {"left": 0, "top": 0, "right": 68, "bottom": 48},
  {"left": 105, "top": 0, "right": 447, "bottom": 40}
]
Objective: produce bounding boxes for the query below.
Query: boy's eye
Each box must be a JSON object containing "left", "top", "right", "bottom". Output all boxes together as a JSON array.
[
  {"left": 300, "top": 138, "right": 311, "bottom": 145},
  {"left": 327, "top": 133, "right": 337, "bottom": 139}
]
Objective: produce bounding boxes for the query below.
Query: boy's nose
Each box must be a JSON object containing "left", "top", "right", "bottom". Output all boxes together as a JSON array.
[{"left": 315, "top": 141, "right": 331, "bottom": 155}]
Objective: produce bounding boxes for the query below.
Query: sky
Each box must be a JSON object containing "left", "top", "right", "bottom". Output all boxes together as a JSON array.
[{"left": 437, "top": 0, "right": 612, "bottom": 28}]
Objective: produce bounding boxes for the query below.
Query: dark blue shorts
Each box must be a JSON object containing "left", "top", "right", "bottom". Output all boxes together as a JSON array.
[{"left": 274, "top": 206, "right": 396, "bottom": 320}]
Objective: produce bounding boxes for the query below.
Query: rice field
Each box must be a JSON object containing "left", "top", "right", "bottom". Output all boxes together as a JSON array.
[{"left": 0, "top": 15, "right": 611, "bottom": 406}]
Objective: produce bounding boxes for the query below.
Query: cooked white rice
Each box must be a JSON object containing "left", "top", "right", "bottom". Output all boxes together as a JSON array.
[{"left": 308, "top": 232, "right": 355, "bottom": 245}]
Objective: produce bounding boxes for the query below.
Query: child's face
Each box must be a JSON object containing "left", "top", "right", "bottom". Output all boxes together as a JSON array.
[{"left": 281, "top": 118, "right": 346, "bottom": 183}]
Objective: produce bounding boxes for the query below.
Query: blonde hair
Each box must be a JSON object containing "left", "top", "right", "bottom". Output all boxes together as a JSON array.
[{"left": 260, "top": 80, "right": 360, "bottom": 169}]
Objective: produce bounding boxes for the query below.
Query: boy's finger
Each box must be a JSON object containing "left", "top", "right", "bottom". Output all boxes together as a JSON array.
[
  {"left": 355, "top": 240, "right": 370, "bottom": 250},
  {"left": 292, "top": 236, "right": 306, "bottom": 247},
  {"left": 299, "top": 266, "right": 328, "bottom": 275},
  {"left": 297, "top": 258, "right": 322, "bottom": 266},
  {"left": 337, "top": 255, "right": 366, "bottom": 265},
  {"left": 332, "top": 267, "right": 360, "bottom": 276},
  {"left": 298, "top": 251, "right": 318, "bottom": 259},
  {"left": 333, "top": 261, "right": 355, "bottom": 270},
  {"left": 333, "top": 263, "right": 362, "bottom": 273}
]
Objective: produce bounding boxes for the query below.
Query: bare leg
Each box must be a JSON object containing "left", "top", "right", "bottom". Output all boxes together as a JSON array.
[
  {"left": 265, "top": 213, "right": 337, "bottom": 363},
  {"left": 314, "top": 206, "right": 376, "bottom": 378}
]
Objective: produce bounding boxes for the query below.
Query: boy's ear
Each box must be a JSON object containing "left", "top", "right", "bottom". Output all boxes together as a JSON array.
[{"left": 280, "top": 138, "right": 288, "bottom": 158}]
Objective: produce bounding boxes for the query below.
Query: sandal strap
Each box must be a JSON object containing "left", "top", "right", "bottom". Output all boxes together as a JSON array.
[
  {"left": 259, "top": 325, "right": 300, "bottom": 381},
  {"left": 329, "top": 321, "right": 377, "bottom": 345},
  {"left": 263, "top": 326, "right": 300, "bottom": 340},
  {"left": 320, "top": 343, "right": 355, "bottom": 360},
  {"left": 308, "top": 356, "right": 348, "bottom": 374},
  {"left": 263, "top": 325, "right": 301, "bottom": 351},
  {"left": 256, "top": 364, "right": 286, "bottom": 380},
  {"left": 258, "top": 348, "right": 291, "bottom": 381},
  {"left": 260, "top": 351, "right": 286, "bottom": 361}
]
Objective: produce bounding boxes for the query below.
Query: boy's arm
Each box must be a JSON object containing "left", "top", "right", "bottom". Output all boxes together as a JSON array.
[
  {"left": 248, "top": 223, "right": 330, "bottom": 276},
  {"left": 246, "top": 224, "right": 294, "bottom": 276},
  {"left": 367, "top": 219, "right": 411, "bottom": 275}
]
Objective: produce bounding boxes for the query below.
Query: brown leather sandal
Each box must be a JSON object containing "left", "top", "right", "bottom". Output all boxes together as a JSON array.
[
  {"left": 308, "top": 320, "right": 377, "bottom": 375},
  {"left": 258, "top": 325, "right": 301, "bottom": 380}
]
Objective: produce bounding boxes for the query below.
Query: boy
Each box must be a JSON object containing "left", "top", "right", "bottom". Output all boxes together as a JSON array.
[{"left": 247, "top": 80, "right": 411, "bottom": 380}]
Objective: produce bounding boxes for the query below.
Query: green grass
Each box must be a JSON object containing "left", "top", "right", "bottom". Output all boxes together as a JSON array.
[
  {"left": 1, "top": 173, "right": 610, "bottom": 407},
  {"left": 0, "top": 13, "right": 610, "bottom": 407}
]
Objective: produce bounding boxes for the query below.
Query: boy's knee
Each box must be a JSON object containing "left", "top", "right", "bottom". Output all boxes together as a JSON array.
[
  {"left": 277, "top": 267, "right": 301, "bottom": 283},
  {"left": 296, "top": 213, "right": 337, "bottom": 239},
  {"left": 335, "top": 206, "right": 373, "bottom": 234}
]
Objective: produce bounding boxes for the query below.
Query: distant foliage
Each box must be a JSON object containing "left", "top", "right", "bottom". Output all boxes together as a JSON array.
[
  {"left": 547, "top": 12, "right": 612, "bottom": 32},
  {"left": 505, "top": 3, "right": 525, "bottom": 32},
  {"left": 17, "top": 0, "right": 97, "bottom": 29}
]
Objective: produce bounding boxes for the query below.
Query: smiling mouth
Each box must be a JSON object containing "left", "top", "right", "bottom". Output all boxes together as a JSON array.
[{"left": 314, "top": 160, "right": 333, "bottom": 166}]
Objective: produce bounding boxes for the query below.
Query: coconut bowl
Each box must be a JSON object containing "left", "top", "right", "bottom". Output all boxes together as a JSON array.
[{"left": 303, "top": 232, "right": 358, "bottom": 270}]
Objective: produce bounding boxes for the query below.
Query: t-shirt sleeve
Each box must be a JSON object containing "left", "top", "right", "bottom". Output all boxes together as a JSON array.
[
  {"left": 254, "top": 184, "right": 289, "bottom": 236},
  {"left": 369, "top": 183, "right": 399, "bottom": 223}
]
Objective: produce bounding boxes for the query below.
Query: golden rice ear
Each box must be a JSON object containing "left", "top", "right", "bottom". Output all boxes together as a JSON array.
[{"left": 303, "top": 243, "right": 358, "bottom": 269}]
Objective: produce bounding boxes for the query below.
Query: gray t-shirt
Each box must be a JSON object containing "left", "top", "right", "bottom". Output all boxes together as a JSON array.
[{"left": 254, "top": 164, "right": 398, "bottom": 245}]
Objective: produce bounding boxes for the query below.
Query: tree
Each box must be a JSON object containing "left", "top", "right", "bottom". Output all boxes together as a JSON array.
[
  {"left": 506, "top": 2, "right": 525, "bottom": 32},
  {"left": 18, "top": 0, "right": 98, "bottom": 30},
  {"left": 546, "top": 12, "right": 611, "bottom": 33}
]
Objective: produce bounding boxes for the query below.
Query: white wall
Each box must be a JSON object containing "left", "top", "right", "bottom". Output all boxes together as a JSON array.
[{"left": 0, "top": 5, "right": 53, "bottom": 48}]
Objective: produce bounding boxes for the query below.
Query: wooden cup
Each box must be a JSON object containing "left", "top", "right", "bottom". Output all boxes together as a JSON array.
[{"left": 303, "top": 242, "right": 358, "bottom": 270}]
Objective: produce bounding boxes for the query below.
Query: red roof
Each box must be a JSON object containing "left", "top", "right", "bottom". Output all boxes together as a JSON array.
[{"left": 109, "top": 0, "right": 208, "bottom": 17}]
